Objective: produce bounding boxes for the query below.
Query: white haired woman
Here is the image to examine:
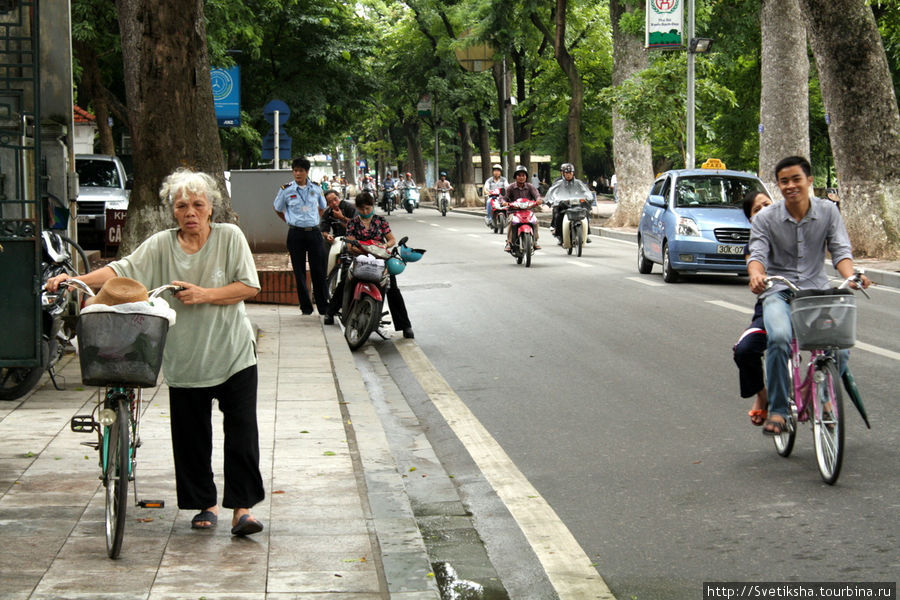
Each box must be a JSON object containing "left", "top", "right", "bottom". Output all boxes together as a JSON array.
[{"left": 47, "top": 168, "right": 265, "bottom": 536}]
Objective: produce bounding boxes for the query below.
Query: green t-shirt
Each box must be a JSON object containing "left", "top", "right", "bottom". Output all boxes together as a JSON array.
[{"left": 108, "top": 223, "right": 260, "bottom": 388}]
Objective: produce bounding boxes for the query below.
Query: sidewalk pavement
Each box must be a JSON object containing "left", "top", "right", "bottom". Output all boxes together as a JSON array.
[{"left": 0, "top": 305, "right": 443, "bottom": 599}]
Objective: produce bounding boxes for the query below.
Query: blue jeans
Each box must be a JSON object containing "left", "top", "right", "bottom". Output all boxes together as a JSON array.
[{"left": 763, "top": 292, "right": 849, "bottom": 419}]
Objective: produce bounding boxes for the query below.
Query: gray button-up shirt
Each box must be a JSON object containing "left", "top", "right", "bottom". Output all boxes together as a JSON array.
[{"left": 748, "top": 197, "right": 853, "bottom": 298}]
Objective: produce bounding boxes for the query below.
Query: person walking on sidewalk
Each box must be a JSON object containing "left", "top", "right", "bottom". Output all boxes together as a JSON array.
[
  {"left": 46, "top": 168, "right": 266, "bottom": 535},
  {"left": 274, "top": 157, "right": 329, "bottom": 315}
]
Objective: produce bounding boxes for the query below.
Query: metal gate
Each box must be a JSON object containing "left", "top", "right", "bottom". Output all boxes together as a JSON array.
[{"left": 0, "top": 0, "right": 42, "bottom": 368}]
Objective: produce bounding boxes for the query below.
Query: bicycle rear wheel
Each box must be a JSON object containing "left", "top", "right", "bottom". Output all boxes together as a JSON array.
[
  {"left": 104, "top": 396, "right": 130, "bottom": 558},
  {"left": 813, "top": 361, "right": 844, "bottom": 485}
]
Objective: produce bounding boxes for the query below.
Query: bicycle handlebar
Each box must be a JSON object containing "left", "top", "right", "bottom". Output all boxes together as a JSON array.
[
  {"left": 61, "top": 280, "right": 185, "bottom": 299},
  {"left": 764, "top": 269, "right": 870, "bottom": 299}
]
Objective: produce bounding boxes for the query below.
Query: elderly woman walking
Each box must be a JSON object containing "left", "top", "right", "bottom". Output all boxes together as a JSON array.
[{"left": 47, "top": 168, "right": 265, "bottom": 535}]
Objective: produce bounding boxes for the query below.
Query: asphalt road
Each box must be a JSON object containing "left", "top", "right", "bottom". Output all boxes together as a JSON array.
[{"left": 367, "top": 207, "right": 900, "bottom": 600}]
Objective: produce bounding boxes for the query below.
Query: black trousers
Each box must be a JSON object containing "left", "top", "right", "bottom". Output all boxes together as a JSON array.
[
  {"left": 168, "top": 365, "right": 265, "bottom": 510},
  {"left": 328, "top": 273, "right": 411, "bottom": 331},
  {"left": 287, "top": 227, "right": 328, "bottom": 314}
]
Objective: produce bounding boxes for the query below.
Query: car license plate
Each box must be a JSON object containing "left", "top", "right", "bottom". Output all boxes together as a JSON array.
[
  {"left": 717, "top": 244, "right": 744, "bottom": 255},
  {"left": 76, "top": 215, "right": 91, "bottom": 224}
]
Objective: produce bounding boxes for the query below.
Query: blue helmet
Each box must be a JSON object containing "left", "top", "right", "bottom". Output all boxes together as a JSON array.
[
  {"left": 386, "top": 257, "right": 406, "bottom": 275},
  {"left": 399, "top": 246, "right": 425, "bottom": 262}
]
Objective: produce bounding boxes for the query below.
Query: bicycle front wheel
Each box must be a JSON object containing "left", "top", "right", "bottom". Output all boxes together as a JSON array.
[
  {"left": 813, "top": 361, "right": 844, "bottom": 484},
  {"left": 104, "top": 397, "right": 130, "bottom": 558}
]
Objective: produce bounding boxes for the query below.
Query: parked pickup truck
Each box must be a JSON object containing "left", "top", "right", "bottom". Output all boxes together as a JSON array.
[{"left": 74, "top": 154, "right": 130, "bottom": 241}]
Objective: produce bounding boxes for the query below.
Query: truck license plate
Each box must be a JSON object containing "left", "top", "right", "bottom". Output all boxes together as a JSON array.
[{"left": 717, "top": 244, "right": 744, "bottom": 255}]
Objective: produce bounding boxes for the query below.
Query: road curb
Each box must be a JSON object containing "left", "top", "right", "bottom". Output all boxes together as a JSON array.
[{"left": 322, "top": 325, "right": 441, "bottom": 599}]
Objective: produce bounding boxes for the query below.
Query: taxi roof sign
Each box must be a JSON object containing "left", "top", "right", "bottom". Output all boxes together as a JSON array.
[{"left": 701, "top": 158, "right": 726, "bottom": 170}]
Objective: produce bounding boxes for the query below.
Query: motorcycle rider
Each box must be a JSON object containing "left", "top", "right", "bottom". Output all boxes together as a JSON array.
[
  {"left": 545, "top": 163, "right": 595, "bottom": 245},
  {"left": 322, "top": 192, "right": 414, "bottom": 339},
  {"left": 320, "top": 188, "right": 358, "bottom": 245},
  {"left": 381, "top": 173, "right": 397, "bottom": 209},
  {"left": 504, "top": 165, "right": 542, "bottom": 252},
  {"left": 483, "top": 163, "right": 508, "bottom": 226},
  {"left": 435, "top": 171, "right": 453, "bottom": 209},
  {"left": 398, "top": 171, "right": 418, "bottom": 208}
]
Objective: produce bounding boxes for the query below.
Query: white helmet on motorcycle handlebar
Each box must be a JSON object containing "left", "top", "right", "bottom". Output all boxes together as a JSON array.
[{"left": 514, "top": 165, "right": 528, "bottom": 177}]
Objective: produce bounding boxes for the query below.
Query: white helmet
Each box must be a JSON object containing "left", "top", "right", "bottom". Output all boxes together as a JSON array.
[{"left": 492, "top": 163, "right": 502, "bottom": 171}]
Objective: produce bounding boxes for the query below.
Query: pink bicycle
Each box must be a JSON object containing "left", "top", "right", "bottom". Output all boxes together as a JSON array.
[{"left": 763, "top": 272, "right": 868, "bottom": 485}]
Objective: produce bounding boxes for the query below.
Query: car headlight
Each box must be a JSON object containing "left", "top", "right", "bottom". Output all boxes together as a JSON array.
[{"left": 677, "top": 217, "right": 701, "bottom": 237}]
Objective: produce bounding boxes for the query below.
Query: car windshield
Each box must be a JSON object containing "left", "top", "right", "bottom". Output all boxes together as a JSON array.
[
  {"left": 77, "top": 160, "right": 121, "bottom": 188},
  {"left": 675, "top": 175, "right": 764, "bottom": 208}
]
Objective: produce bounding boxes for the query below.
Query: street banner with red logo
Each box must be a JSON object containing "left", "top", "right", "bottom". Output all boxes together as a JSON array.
[{"left": 646, "top": 0, "right": 683, "bottom": 50}]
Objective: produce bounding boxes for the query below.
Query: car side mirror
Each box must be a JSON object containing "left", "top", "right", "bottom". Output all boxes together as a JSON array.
[
  {"left": 648, "top": 194, "right": 666, "bottom": 209},
  {"left": 125, "top": 177, "right": 134, "bottom": 190}
]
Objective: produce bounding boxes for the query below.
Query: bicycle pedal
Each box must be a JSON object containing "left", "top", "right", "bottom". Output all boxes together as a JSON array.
[
  {"left": 138, "top": 499, "right": 165, "bottom": 508},
  {"left": 71, "top": 416, "right": 98, "bottom": 433}
]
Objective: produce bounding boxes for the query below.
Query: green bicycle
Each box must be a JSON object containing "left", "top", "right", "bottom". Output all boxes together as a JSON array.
[{"left": 64, "top": 280, "right": 179, "bottom": 558}]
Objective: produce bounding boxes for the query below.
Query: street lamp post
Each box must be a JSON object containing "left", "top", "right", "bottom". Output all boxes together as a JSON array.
[{"left": 686, "top": 0, "right": 712, "bottom": 170}]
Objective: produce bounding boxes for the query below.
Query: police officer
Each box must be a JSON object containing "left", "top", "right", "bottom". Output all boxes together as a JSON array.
[{"left": 273, "top": 157, "right": 329, "bottom": 315}]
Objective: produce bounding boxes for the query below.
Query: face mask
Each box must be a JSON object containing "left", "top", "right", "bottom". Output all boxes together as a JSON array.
[{"left": 358, "top": 209, "right": 374, "bottom": 218}]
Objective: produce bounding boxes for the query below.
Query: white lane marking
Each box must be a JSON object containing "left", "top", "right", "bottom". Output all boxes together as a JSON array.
[
  {"left": 395, "top": 341, "right": 616, "bottom": 600},
  {"left": 467, "top": 234, "right": 480, "bottom": 239},
  {"left": 706, "top": 300, "right": 755, "bottom": 315},
  {"left": 429, "top": 223, "right": 440, "bottom": 227},
  {"left": 416, "top": 219, "right": 428, "bottom": 224},
  {"left": 447, "top": 228, "right": 459, "bottom": 232},
  {"left": 567, "top": 260, "right": 592, "bottom": 268},
  {"left": 626, "top": 276, "right": 664, "bottom": 287},
  {"left": 855, "top": 341, "right": 900, "bottom": 362},
  {"left": 706, "top": 302, "right": 899, "bottom": 361},
  {"left": 870, "top": 284, "right": 900, "bottom": 296},
  {"left": 599, "top": 236, "right": 636, "bottom": 246}
]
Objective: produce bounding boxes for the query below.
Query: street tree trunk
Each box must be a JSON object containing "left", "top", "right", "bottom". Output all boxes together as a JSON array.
[
  {"left": 607, "top": 0, "right": 655, "bottom": 227},
  {"left": 759, "top": 0, "right": 809, "bottom": 199},
  {"left": 457, "top": 118, "right": 479, "bottom": 206},
  {"left": 403, "top": 118, "right": 427, "bottom": 186},
  {"left": 115, "top": 0, "right": 233, "bottom": 256},
  {"left": 531, "top": 0, "right": 584, "bottom": 176},
  {"left": 512, "top": 48, "right": 532, "bottom": 173},
  {"left": 73, "top": 41, "right": 116, "bottom": 154},
  {"left": 492, "top": 61, "right": 515, "bottom": 175},
  {"left": 800, "top": 0, "right": 900, "bottom": 257}
]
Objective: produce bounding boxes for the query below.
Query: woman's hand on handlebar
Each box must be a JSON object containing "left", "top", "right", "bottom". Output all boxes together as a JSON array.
[
  {"left": 45, "top": 272, "right": 75, "bottom": 293},
  {"left": 171, "top": 281, "right": 208, "bottom": 305}
]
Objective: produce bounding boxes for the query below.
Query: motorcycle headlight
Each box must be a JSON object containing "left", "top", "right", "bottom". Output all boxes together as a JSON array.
[{"left": 676, "top": 217, "right": 701, "bottom": 237}]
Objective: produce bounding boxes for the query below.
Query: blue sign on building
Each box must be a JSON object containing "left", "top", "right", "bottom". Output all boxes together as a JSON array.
[{"left": 211, "top": 66, "right": 241, "bottom": 127}]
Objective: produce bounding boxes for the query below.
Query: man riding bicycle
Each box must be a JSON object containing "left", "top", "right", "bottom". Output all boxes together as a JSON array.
[{"left": 747, "top": 156, "right": 870, "bottom": 436}]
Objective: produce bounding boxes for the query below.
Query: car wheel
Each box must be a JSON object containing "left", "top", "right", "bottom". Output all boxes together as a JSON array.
[
  {"left": 662, "top": 241, "right": 679, "bottom": 283},
  {"left": 637, "top": 235, "right": 653, "bottom": 274}
]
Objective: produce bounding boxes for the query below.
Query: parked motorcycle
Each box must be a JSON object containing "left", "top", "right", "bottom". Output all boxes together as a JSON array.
[
  {"left": 486, "top": 191, "right": 508, "bottom": 234},
  {"left": 506, "top": 198, "right": 541, "bottom": 267},
  {"left": 0, "top": 231, "right": 89, "bottom": 400},
  {"left": 437, "top": 188, "right": 451, "bottom": 216},
  {"left": 337, "top": 237, "right": 424, "bottom": 350},
  {"left": 402, "top": 187, "right": 420, "bottom": 213}
]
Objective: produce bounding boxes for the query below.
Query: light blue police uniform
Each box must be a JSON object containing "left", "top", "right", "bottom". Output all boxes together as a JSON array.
[{"left": 273, "top": 181, "right": 327, "bottom": 228}]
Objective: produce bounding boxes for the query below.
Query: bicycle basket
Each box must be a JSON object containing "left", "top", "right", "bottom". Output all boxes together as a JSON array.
[
  {"left": 76, "top": 311, "right": 170, "bottom": 387},
  {"left": 790, "top": 289, "right": 857, "bottom": 350},
  {"left": 351, "top": 255, "right": 385, "bottom": 283}
]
